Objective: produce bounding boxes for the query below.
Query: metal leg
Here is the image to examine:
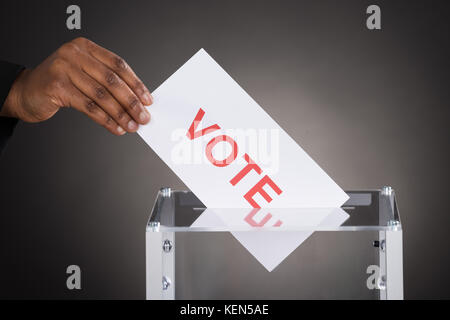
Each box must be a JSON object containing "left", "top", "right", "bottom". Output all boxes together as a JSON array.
[
  {"left": 162, "top": 231, "right": 175, "bottom": 300},
  {"left": 146, "top": 225, "right": 163, "bottom": 300},
  {"left": 378, "top": 229, "right": 403, "bottom": 300},
  {"left": 146, "top": 227, "right": 175, "bottom": 300},
  {"left": 385, "top": 229, "right": 403, "bottom": 299}
]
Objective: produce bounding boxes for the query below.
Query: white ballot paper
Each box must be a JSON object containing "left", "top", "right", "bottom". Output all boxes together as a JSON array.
[{"left": 138, "top": 49, "right": 349, "bottom": 271}]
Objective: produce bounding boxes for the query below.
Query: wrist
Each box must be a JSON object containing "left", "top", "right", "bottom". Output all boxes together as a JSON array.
[{"left": 1, "top": 69, "right": 28, "bottom": 119}]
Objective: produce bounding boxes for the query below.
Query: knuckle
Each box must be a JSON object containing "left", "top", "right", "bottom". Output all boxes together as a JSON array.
[
  {"left": 128, "top": 97, "right": 140, "bottom": 111},
  {"left": 105, "top": 71, "right": 118, "bottom": 86},
  {"left": 46, "top": 78, "right": 65, "bottom": 94},
  {"left": 72, "top": 37, "right": 88, "bottom": 46},
  {"left": 105, "top": 116, "right": 113, "bottom": 126},
  {"left": 58, "top": 42, "right": 78, "bottom": 56},
  {"left": 50, "top": 57, "right": 66, "bottom": 73},
  {"left": 134, "top": 81, "right": 146, "bottom": 95},
  {"left": 117, "top": 110, "right": 128, "bottom": 121},
  {"left": 114, "top": 56, "right": 128, "bottom": 71},
  {"left": 95, "top": 86, "right": 107, "bottom": 99},
  {"left": 85, "top": 100, "right": 98, "bottom": 113}
]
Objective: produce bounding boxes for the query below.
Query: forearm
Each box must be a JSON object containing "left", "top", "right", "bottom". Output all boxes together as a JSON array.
[
  {"left": 0, "top": 68, "right": 27, "bottom": 118},
  {"left": 0, "top": 61, "right": 25, "bottom": 155}
]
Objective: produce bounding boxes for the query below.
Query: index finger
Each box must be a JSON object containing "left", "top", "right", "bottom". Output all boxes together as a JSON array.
[{"left": 83, "top": 39, "right": 153, "bottom": 106}]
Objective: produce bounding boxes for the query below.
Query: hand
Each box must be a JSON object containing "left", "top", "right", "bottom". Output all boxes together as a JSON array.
[{"left": 0, "top": 37, "right": 153, "bottom": 135}]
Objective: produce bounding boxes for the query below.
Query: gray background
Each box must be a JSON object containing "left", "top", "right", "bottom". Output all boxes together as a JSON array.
[{"left": 0, "top": 0, "right": 449, "bottom": 299}]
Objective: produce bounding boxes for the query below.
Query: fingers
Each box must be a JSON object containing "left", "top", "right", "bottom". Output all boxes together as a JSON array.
[
  {"left": 77, "top": 53, "right": 151, "bottom": 125},
  {"left": 66, "top": 85, "right": 126, "bottom": 136},
  {"left": 50, "top": 37, "right": 153, "bottom": 135},
  {"left": 67, "top": 66, "right": 140, "bottom": 133},
  {"left": 83, "top": 39, "right": 153, "bottom": 106}
]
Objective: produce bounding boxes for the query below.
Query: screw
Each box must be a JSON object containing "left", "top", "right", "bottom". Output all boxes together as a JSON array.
[
  {"left": 378, "top": 275, "right": 386, "bottom": 290},
  {"left": 148, "top": 221, "right": 160, "bottom": 231},
  {"left": 373, "top": 240, "right": 386, "bottom": 252},
  {"left": 381, "top": 186, "right": 393, "bottom": 196},
  {"left": 160, "top": 187, "right": 171, "bottom": 197},
  {"left": 162, "top": 276, "right": 171, "bottom": 290},
  {"left": 388, "top": 220, "right": 400, "bottom": 227},
  {"left": 163, "top": 240, "right": 173, "bottom": 253}
]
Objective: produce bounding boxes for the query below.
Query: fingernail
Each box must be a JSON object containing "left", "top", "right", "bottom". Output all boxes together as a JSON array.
[
  {"left": 143, "top": 92, "right": 153, "bottom": 105},
  {"left": 117, "top": 126, "right": 126, "bottom": 135},
  {"left": 139, "top": 111, "right": 150, "bottom": 123},
  {"left": 128, "top": 120, "right": 138, "bottom": 131}
]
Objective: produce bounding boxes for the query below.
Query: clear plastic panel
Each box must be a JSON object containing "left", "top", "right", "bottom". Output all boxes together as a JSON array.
[{"left": 147, "top": 188, "right": 401, "bottom": 232}]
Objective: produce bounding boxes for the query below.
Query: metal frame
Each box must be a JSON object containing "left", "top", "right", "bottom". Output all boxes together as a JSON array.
[
  {"left": 146, "top": 188, "right": 176, "bottom": 300},
  {"left": 378, "top": 186, "right": 404, "bottom": 300},
  {"left": 147, "top": 186, "right": 404, "bottom": 300}
]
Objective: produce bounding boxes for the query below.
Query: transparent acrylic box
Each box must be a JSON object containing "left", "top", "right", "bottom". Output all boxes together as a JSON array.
[{"left": 146, "top": 187, "right": 403, "bottom": 300}]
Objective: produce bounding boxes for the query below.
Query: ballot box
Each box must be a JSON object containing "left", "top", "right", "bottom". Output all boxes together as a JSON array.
[{"left": 146, "top": 187, "right": 403, "bottom": 300}]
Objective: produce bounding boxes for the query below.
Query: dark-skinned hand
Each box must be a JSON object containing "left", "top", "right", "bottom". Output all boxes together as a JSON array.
[{"left": 1, "top": 37, "right": 153, "bottom": 135}]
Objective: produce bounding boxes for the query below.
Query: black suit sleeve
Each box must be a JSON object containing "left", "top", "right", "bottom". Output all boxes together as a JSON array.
[{"left": 0, "top": 61, "right": 24, "bottom": 156}]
